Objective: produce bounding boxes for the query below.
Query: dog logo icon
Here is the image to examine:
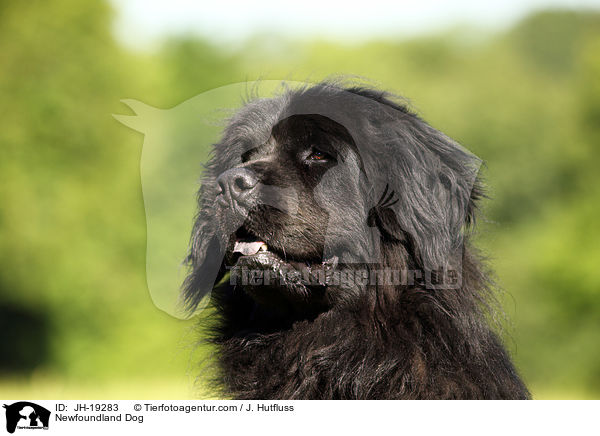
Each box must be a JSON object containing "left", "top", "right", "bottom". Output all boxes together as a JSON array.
[{"left": 3, "top": 402, "right": 50, "bottom": 434}]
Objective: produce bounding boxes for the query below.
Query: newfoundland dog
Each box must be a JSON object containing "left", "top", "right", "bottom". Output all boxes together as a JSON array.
[{"left": 182, "top": 80, "right": 530, "bottom": 399}]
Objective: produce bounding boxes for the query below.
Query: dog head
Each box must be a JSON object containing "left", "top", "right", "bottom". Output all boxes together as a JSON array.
[{"left": 182, "top": 81, "right": 483, "bottom": 314}]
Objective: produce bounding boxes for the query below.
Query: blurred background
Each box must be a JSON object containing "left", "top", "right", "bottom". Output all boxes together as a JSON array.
[{"left": 1, "top": 0, "right": 599, "bottom": 399}]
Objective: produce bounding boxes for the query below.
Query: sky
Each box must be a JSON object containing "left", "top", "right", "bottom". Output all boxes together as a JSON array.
[{"left": 110, "top": 0, "right": 600, "bottom": 49}]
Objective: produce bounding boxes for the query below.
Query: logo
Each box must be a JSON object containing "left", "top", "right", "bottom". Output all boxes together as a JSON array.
[{"left": 3, "top": 402, "right": 50, "bottom": 434}]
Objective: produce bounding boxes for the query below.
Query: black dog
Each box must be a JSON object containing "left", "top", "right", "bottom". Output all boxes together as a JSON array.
[{"left": 183, "top": 81, "right": 530, "bottom": 399}]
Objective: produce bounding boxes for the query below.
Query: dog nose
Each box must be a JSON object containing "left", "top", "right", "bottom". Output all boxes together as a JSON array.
[{"left": 216, "top": 168, "right": 259, "bottom": 205}]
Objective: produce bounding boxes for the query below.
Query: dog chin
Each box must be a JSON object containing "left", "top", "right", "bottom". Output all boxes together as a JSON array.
[{"left": 224, "top": 235, "right": 337, "bottom": 314}]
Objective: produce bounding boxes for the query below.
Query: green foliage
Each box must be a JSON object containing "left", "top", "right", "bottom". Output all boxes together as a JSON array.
[
  {"left": 509, "top": 10, "right": 600, "bottom": 75},
  {"left": 0, "top": 2, "right": 598, "bottom": 398},
  {"left": 0, "top": 0, "right": 198, "bottom": 395}
]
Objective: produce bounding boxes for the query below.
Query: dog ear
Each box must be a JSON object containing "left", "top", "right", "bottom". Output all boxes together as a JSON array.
[
  {"left": 369, "top": 114, "right": 483, "bottom": 273},
  {"left": 181, "top": 159, "right": 227, "bottom": 314}
]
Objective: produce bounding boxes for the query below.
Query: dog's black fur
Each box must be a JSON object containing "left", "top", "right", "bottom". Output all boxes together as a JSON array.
[{"left": 183, "top": 81, "right": 530, "bottom": 399}]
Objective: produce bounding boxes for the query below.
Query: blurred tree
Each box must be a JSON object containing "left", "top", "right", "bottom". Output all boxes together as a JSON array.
[
  {"left": 509, "top": 10, "right": 600, "bottom": 76},
  {"left": 0, "top": 0, "right": 193, "bottom": 386},
  {"left": 159, "top": 38, "right": 242, "bottom": 105}
]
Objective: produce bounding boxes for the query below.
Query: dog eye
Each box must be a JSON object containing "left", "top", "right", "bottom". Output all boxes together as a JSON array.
[
  {"left": 241, "top": 148, "right": 255, "bottom": 163},
  {"left": 307, "top": 149, "right": 333, "bottom": 161}
]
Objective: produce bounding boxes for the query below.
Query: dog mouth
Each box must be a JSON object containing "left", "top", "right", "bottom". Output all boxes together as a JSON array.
[
  {"left": 233, "top": 239, "right": 269, "bottom": 256},
  {"left": 227, "top": 226, "right": 337, "bottom": 275},
  {"left": 229, "top": 226, "right": 272, "bottom": 259},
  {"left": 225, "top": 226, "right": 335, "bottom": 312}
]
